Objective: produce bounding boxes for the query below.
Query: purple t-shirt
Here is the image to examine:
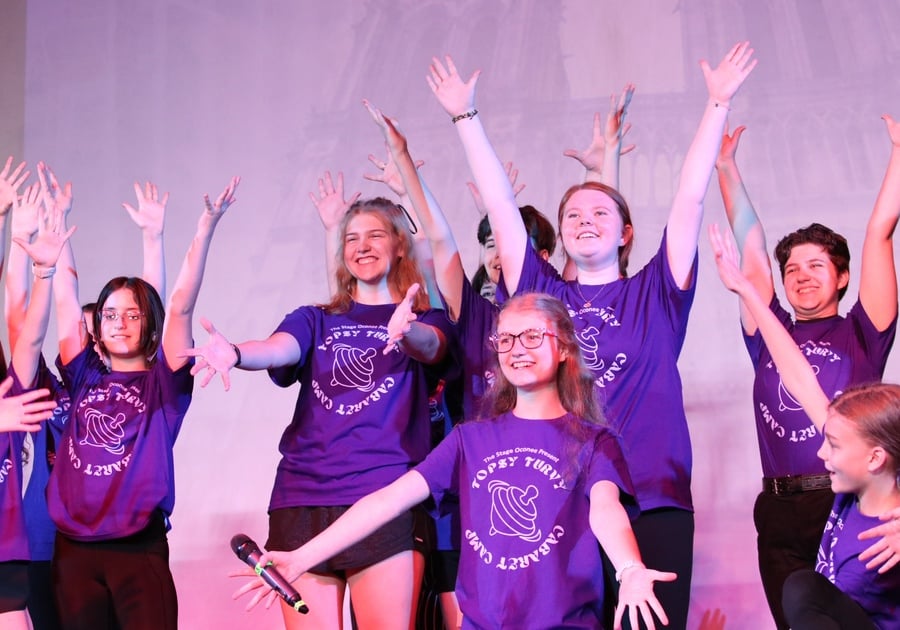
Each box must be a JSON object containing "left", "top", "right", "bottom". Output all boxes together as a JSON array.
[
  {"left": 745, "top": 298, "right": 896, "bottom": 477},
  {"left": 268, "top": 302, "right": 453, "bottom": 509},
  {"left": 0, "top": 428, "right": 27, "bottom": 562},
  {"left": 456, "top": 276, "right": 498, "bottom": 420},
  {"left": 817, "top": 493, "right": 900, "bottom": 629},
  {"left": 46, "top": 346, "right": 193, "bottom": 541},
  {"left": 415, "top": 412, "right": 635, "bottom": 629},
  {"left": 508, "top": 232, "right": 695, "bottom": 511}
]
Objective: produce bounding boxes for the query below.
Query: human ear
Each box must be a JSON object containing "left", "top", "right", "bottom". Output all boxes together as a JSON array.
[{"left": 620, "top": 224, "right": 634, "bottom": 247}]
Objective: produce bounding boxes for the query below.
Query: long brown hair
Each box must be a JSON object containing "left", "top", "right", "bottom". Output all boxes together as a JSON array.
[
  {"left": 318, "top": 198, "right": 430, "bottom": 314},
  {"left": 557, "top": 182, "right": 634, "bottom": 278},
  {"left": 481, "top": 293, "right": 605, "bottom": 431}
]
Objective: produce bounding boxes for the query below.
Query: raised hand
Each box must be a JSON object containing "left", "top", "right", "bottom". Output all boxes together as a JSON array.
[
  {"left": 467, "top": 162, "right": 525, "bottom": 216},
  {"left": 181, "top": 317, "right": 238, "bottom": 390},
  {"left": 426, "top": 55, "right": 480, "bottom": 118},
  {"left": 564, "top": 83, "right": 636, "bottom": 172},
  {"left": 0, "top": 377, "right": 57, "bottom": 433},
  {"left": 36, "top": 162, "right": 73, "bottom": 218},
  {"left": 384, "top": 283, "right": 420, "bottom": 355},
  {"left": 364, "top": 148, "right": 424, "bottom": 198},
  {"left": 309, "top": 171, "right": 360, "bottom": 232},
  {"left": 363, "top": 100, "right": 423, "bottom": 197},
  {"left": 0, "top": 156, "right": 29, "bottom": 216},
  {"left": 123, "top": 181, "right": 168, "bottom": 237},
  {"left": 202, "top": 176, "right": 240, "bottom": 225},
  {"left": 716, "top": 123, "right": 747, "bottom": 169},
  {"left": 614, "top": 567, "right": 677, "bottom": 630},
  {"left": 10, "top": 183, "right": 42, "bottom": 241},
  {"left": 700, "top": 41, "right": 757, "bottom": 107},
  {"left": 13, "top": 189, "right": 77, "bottom": 269},
  {"left": 708, "top": 223, "right": 748, "bottom": 295}
]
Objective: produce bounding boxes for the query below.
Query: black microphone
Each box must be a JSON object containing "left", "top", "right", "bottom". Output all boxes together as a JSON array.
[{"left": 230, "top": 533, "right": 309, "bottom": 614}]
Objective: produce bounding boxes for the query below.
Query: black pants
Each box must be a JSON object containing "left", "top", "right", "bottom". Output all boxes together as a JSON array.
[
  {"left": 782, "top": 569, "right": 876, "bottom": 629},
  {"left": 603, "top": 508, "right": 694, "bottom": 630},
  {"left": 27, "top": 560, "right": 62, "bottom": 630},
  {"left": 753, "top": 488, "right": 833, "bottom": 629},
  {"left": 52, "top": 516, "right": 176, "bottom": 630}
]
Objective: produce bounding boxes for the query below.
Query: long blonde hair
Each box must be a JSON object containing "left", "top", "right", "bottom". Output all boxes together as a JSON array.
[{"left": 318, "top": 198, "right": 430, "bottom": 314}]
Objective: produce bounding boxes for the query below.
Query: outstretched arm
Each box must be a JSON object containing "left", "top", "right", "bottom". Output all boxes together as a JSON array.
[
  {"left": 383, "top": 283, "right": 447, "bottom": 363},
  {"left": 667, "top": 42, "right": 757, "bottom": 289},
  {"left": 365, "top": 101, "right": 467, "bottom": 318},
  {"left": 163, "top": 177, "right": 239, "bottom": 371},
  {"left": 428, "top": 56, "right": 528, "bottom": 296},
  {"left": 715, "top": 123, "right": 774, "bottom": 333},
  {"left": 858, "top": 114, "right": 900, "bottom": 331},
  {"left": 233, "top": 470, "right": 431, "bottom": 611},
  {"left": 122, "top": 181, "right": 168, "bottom": 300},
  {"left": 309, "top": 171, "right": 360, "bottom": 295},
  {"left": 709, "top": 224, "right": 828, "bottom": 431},
  {"left": 11, "top": 192, "right": 76, "bottom": 386},
  {"left": 589, "top": 481, "right": 676, "bottom": 630},
  {"left": 564, "top": 84, "right": 635, "bottom": 188}
]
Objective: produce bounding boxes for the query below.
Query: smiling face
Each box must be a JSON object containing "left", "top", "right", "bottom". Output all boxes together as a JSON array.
[
  {"left": 494, "top": 308, "right": 566, "bottom": 393},
  {"left": 98, "top": 288, "right": 145, "bottom": 366},
  {"left": 342, "top": 211, "right": 402, "bottom": 287},
  {"left": 559, "top": 188, "right": 631, "bottom": 274},
  {"left": 818, "top": 410, "right": 875, "bottom": 494},
  {"left": 782, "top": 243, "right": 848, "bottom": 320},
  {"left": 481, "top": 234, "right": 501, "bottom": 285}
]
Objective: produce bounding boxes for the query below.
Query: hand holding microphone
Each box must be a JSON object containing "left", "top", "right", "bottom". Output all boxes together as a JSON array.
[{"left": 230, "top": 534, "right": 309, "bottom": 614}]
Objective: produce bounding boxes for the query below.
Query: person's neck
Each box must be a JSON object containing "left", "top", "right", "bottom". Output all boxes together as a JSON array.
[
  {"left": 513, "top": 386, "right": 567, "bottom": 420},
  {"left": 109, "top": 355, "right": 150, "bottom": 372},
  {"left": 352, "top": 281, "right": 395, "bottom": 305},
  {"left": 575, "top": 260, "right": 620, "bottom": 285},
  {"left": 857, "top": 475, "right": 900, "bottom": 517}
]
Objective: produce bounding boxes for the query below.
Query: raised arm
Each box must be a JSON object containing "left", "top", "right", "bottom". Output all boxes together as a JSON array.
[
  {"left": 163, "top": 177, "right": 238, "bottom": 371},
  {"left": 588, "top": 480, "right": 676, "bottom": 630},
  {"left": 11, "top": 194, "right": 76, "bottom": 386},
  {"left": 427, "top": 56, "right": 528, "bottom": 296},
  {"left": 5, "top": 184, "right": 41, "bottom": 350},
  {"left": 715, "top": 123, "right": 775, "bottom": 334},
  {"left": 564, "top": 84, "right": 635, "bottom": 188},
  {"left": 858, "top": 114, "right": 900, "bottom": 331},
  {"left": 234, "top": 469, "right": 431, "bottom": 610},
  {"left": 309, "top": 171, "right": 360, "bottom": 296},
  {"left": 710, "top": 224, "right": 828, "bottom": 430},
  {"left": 666, "top": 42, "right": 757, "bottom": 289},
  {"left": 122, "top": 181, "right": 167, "bottom": 300},
  {"left": 37, "top": 163, "right": 84, "bottom": 365},
  {"left": 365, "top": 101, "right": 467, "bottom": 317},
  {"left": 0, "top": 157, "right": 30, "bottom": 284}
]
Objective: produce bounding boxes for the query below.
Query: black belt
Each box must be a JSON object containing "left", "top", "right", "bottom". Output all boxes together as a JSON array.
[{"left": 762, "top": 473, "right": 832, "bottom": 496}]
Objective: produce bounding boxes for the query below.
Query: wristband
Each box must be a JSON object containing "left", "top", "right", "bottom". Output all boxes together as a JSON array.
[
  {"left": 451, "top": 109, "right": 478, "bottom": 124},
  {"left": 231, "top": 343, "right": 242, "bottom": 367},
  {"left": 32, "top": 263, "right": 56, "bottom": 279},
  {"left": 615, "top": 560, "right": 644, "bottom": 584}
]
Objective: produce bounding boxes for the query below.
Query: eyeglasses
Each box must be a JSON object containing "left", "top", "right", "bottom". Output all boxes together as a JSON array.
[
  {"left": 489, "top": 328, "right": 558, "bottom": 353},
  {"left": 100, "top": 309, "right": 143, "bottom": 323}
]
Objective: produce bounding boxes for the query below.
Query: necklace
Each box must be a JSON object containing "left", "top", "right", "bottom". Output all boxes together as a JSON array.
[{"left": 573, "top": 282, "right": 605, "bottom": 308}]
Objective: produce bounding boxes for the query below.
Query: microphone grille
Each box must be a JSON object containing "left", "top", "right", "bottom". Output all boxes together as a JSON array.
[{"left": 230, "top": 533, "right": 253, "bottom": 557}]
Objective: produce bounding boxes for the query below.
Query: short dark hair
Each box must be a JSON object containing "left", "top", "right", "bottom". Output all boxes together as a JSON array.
[
  {"left": 94, "top": 277, "right": 165, "bottom": 363},
  {"left": 774, "top": 223, "right": 850, "bottom": 301},
  {"left": 477, "top": 206, "right": 556, "bottom": 256}
]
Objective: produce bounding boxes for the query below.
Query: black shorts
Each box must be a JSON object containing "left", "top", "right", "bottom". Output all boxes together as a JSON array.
[
  {"left": 0, "top": 561, "right": 29, "bottom": 613},
  {"left": 267, "top": 506, "right": 428, "bottom": 578}
]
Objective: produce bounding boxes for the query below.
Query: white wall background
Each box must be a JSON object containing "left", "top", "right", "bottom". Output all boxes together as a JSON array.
[{"left": 8, "top": 0, "right": 900, "bottom": 627}]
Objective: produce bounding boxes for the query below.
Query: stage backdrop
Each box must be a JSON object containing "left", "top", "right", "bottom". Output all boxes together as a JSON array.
[{"left": 6, "top": 1, "right": 900, "bottom": 628}]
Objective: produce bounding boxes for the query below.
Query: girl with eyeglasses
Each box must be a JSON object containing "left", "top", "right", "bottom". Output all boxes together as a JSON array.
[
  {"left": 711, "top": 224, "right": 900, "bottom": 630},
  {"left": 7, "top": 163, "right": 238, "bottom": 630},
  {"left": 425, "top": 44, "right": 755, "bottom": 628},
  {"left": 233, "top": 293, "right": 675, "bottom": 629},
  {"left": 188, "top": 195, "right": 453, "bottom": 630}
]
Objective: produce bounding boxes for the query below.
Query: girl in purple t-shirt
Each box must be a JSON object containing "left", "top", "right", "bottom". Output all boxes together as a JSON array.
[
  {"left": 712, "top": 224, "right": 900, "bottom": 629},
  {"left": 233, "top": 293, "right": 676, "bottom": 629},
  {"left": 189, "top": 197, "right": 452, "bottom": 630},
  {"left": 10, "top": 165, "right": 239, "bottom": 630}
]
